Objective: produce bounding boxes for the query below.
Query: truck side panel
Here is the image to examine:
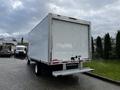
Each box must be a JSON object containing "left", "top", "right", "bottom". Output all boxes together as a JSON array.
[{"left": 28, "top": 16, "right": 49, "bottom": 63}]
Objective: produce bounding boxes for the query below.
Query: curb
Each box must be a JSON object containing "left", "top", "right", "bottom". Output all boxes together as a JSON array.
[{"left": 83, "top": 72, "right": 120, "bottom": 86}]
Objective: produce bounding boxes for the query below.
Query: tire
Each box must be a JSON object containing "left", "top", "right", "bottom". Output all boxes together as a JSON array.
[
  {"left": 27, "top": 59, "right": 30, "bottom": 65},
  {"left": 27, "top": 56, "right": 31, "bottom": 65},
  {"left": 35, "top": 63, "right": 40, "bottom": 75},
  {"left": 14, "top": 54, "right": 17, "bottom": 57}
]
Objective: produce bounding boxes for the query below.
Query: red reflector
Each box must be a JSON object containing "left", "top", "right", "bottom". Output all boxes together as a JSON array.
[
  {"left": 51, "top": 59, "right": 60, "bottom": 64},
  {"left": 52, "top": 62, "right": 59, "bottom": 64}
]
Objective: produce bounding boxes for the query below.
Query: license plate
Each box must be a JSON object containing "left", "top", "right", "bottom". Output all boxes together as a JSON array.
[{"left": 66, "top": 63, "right": 78, "bottom": 66}]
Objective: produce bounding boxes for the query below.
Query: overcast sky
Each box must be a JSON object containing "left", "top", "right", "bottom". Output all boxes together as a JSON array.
[{"left": 0, "top": 0, "right": 120, "bottom": 38}]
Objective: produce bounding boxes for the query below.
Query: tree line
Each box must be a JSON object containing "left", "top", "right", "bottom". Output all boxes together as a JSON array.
[{"left": 92, "top": 31, "right": 120, "bottom": 59}]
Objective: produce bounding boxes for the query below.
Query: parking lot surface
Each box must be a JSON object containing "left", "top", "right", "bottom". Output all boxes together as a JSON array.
[{"left": 0, "top": 57, "right": 119, "bottom": 90}]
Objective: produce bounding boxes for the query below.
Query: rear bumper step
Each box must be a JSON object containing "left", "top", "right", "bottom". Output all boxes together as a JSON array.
[{"left": 52, "top": 68, "right": 94, "bottom": 77}]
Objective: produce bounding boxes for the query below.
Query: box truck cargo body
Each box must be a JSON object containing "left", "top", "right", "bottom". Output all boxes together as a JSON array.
[{"left": 27, "top": 13, "right": 93, "bottom": 76}]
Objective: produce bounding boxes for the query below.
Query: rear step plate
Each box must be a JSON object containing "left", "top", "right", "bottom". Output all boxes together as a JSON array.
[{"left": 52, "top": 68, "right": 93, "bottom": 77}]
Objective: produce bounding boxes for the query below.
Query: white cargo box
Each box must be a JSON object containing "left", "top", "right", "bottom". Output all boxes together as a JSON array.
[{"left": 28, "top": 13, "right": 91, "bottom": 65}]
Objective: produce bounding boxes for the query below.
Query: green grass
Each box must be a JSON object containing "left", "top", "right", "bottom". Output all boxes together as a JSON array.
[{"left": 84, "top": 60, "right": 120, "bottom": 81}]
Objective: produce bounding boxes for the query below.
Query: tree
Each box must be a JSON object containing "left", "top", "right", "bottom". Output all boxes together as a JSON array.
[
  {"left": 116, "top": 31, "right": 120, "bottom": 59},
  {"left": 104, "top": 33, "right": 112, "bottom": 59},
  {"left": 96, "top": 36, "right": 103, "bottom": 58},
  {"left": 91, "top": 37, "right": 94, "bottom": 58},
  {"left": 21, "top": 37, "right": 24, "bottom": 44}
]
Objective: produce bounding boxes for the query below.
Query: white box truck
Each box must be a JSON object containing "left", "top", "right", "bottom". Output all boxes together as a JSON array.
[
  {"left": 27, "top": 13, "right": 93, "bottom": 77},
  {"left": 15, "top": 45, "right": 27, "bottom": 57}
]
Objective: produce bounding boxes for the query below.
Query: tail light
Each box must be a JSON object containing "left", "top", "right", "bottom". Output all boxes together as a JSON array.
[{"left": 51, "top": 59, "right": 60, "bottom": 64}]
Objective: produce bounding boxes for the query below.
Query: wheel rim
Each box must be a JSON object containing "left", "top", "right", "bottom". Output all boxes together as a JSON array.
[{"left": 35, "top": 65, "right": 38, "bottom": 74}]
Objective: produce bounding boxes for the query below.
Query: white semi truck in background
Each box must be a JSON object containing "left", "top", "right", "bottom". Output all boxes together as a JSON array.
[{"left": 27, "top": 13, "right": 93, "bottom": 77}]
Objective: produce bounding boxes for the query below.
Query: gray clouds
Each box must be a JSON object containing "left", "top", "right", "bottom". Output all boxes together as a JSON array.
[
  {"left": 49, "top": 0, "right": 120, "bottom": 37},
  {"left": 0, "top": 0, "right": 49, "bottom": 37},
  {"left": 0, "top": 0, "right": 120, "bottom": 38}
]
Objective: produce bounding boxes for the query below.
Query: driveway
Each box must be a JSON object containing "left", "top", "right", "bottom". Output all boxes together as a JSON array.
[{"left": 0, "top": 57, "right": 119, "bottom": 90}]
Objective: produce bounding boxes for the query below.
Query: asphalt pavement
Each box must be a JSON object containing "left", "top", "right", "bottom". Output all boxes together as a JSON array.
[{"left": 0, "top": 57, "right": 119, "bottom": 90}]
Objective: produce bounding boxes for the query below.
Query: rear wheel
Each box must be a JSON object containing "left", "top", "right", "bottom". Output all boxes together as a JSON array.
[
  {"left": 35, "top": 63, "right": 41, "bottom": 75},
  {"left": 27, "top": 56, "right": 31, "bottom": 65},
  {"left": 27, "top": 59, "right": 30, "bottom": 65}
]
